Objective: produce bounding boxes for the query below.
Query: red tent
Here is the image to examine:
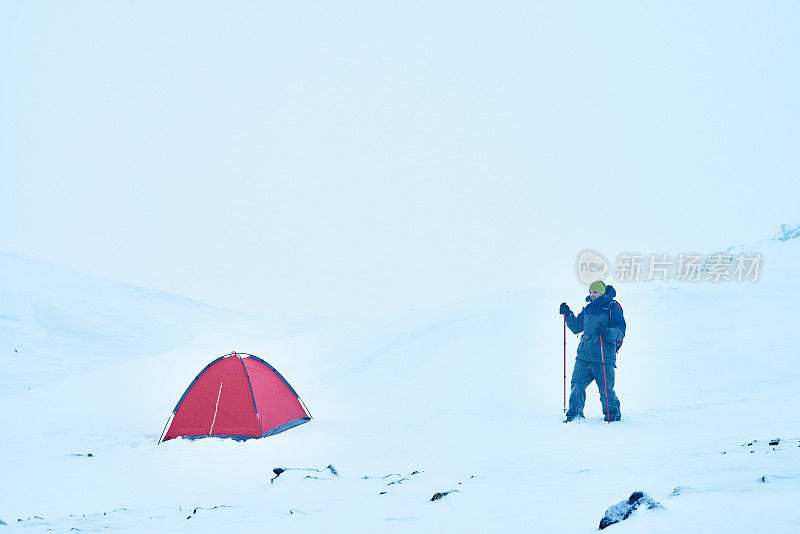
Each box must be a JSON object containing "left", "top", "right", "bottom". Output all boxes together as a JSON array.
[{"left": 159, "top": 352, "right": 311, "bottom": 442}]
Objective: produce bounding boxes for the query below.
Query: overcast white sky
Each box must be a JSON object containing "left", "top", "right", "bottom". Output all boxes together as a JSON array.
[{"left": 2, "top": 1, "right": 798, "bottom": 315}]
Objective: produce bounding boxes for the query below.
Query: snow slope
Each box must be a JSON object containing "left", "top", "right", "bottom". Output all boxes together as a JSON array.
[
  {"left": 0, "top": 251, "right": 322, "bottom": 396},
  {"left": 1, "top": 233, "right": 799, "bottom": 532}
]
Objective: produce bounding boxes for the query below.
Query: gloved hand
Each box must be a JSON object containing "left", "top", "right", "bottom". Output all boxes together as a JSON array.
[
  {"left": 593, "top": 326, "right": 609, "bottom": 338},
  {"left": 559, "top": 302, "right": 571, "bottom": 315}
]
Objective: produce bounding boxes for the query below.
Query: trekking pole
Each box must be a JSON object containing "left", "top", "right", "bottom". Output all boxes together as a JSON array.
[
  {"left": 599, "top": 335, "right": 610, "bottom": 424},
  {"left": 563, "top": 314, "right": 567, "bottom": 415}
]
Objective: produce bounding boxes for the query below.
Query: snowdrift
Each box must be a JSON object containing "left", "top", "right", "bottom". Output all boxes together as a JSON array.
[{"left": 1, "top": 232, "right": 799, "bottom": 532}]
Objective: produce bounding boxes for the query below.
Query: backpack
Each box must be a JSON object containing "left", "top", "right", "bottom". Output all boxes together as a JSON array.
[{"left": 608, "top": 300, "right": 624, "bottom": 352}]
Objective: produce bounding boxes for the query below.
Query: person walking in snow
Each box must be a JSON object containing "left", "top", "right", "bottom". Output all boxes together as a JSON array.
[{"left": 559, "top": 280, "right": 626, "bottom": 422}]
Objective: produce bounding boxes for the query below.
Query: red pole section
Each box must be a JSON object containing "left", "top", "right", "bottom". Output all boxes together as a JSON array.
[
  {"left": 563, "top": 315, "right": 567, "bottom": 414},
  {"left": 599, "top": 335, "right": 610, "bottom": 424}
]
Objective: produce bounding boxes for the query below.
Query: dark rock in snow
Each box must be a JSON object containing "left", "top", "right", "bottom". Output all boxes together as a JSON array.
[
  {"left": 362, "top": 471, "right": 412, "bottom": 480},
  {"left": 769, "top": 438, "right": 780, "bottom": 446},
  {"left": 17, "top": 516, "right": 44, "bottom": 522},
  {"left": 271, "top": 465, "right": 338, "bottom": 484},
  {"left": 431, "top": 490, "right": 459, "bottom": 502},
  {"left": 599, "top": 491, "right": 664, "bottom": 530}
]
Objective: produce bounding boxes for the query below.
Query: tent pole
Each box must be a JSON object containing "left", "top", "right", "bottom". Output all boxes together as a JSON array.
[
  {"left": 298, "top": 397, "right": 312, "bottom": 418},
  {"left": 157, "top": 413, "right": 174, "bottom": 445}
]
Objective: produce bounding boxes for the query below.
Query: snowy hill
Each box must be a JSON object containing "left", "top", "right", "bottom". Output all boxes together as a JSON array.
[
  {"left": 1, "top": 233, "right": 799, "bottom": 532},
  {"left": 0, "top": 251, "right": 206, "bottom": 394},
  {"left": 0, "top": 251, "right": 324, "bottom": 396}
]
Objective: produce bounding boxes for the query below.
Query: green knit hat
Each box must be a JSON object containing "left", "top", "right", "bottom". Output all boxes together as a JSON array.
[{"left": 589, "top": 280, "right": 607, "bottom": 294}]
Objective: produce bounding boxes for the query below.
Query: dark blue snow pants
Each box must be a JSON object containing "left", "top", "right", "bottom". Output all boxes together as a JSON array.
[{"left": 566, "top": 360, "right": 621, "bottom": 421}]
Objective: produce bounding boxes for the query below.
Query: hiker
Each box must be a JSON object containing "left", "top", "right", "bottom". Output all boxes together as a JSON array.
[{"left": 559, "top": 280, "right": 626, "bottom": 422}]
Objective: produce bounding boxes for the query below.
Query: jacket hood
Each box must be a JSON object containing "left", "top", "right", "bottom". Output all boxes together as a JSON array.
[{"left": 585, "top": 284, "right": 617, "bottom": 302}]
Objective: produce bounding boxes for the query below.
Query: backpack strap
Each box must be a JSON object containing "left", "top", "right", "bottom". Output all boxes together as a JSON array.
[{"left": 608, "top": 300, "right": 622, "bottom": 323}]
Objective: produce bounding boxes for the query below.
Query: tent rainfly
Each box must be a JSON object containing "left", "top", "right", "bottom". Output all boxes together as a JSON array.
[{"left": 159, "top": 352, "right": 311, "bottom": 443}]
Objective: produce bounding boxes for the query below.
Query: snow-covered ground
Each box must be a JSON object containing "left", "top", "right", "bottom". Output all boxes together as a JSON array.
[{"left": 1, "top": 232, "right": 799, "bottom": 532}]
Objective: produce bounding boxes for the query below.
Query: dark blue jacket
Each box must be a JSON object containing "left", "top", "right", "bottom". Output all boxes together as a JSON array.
[{"left": 565, "top": 285, "right": 626, "bottom": 364}]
